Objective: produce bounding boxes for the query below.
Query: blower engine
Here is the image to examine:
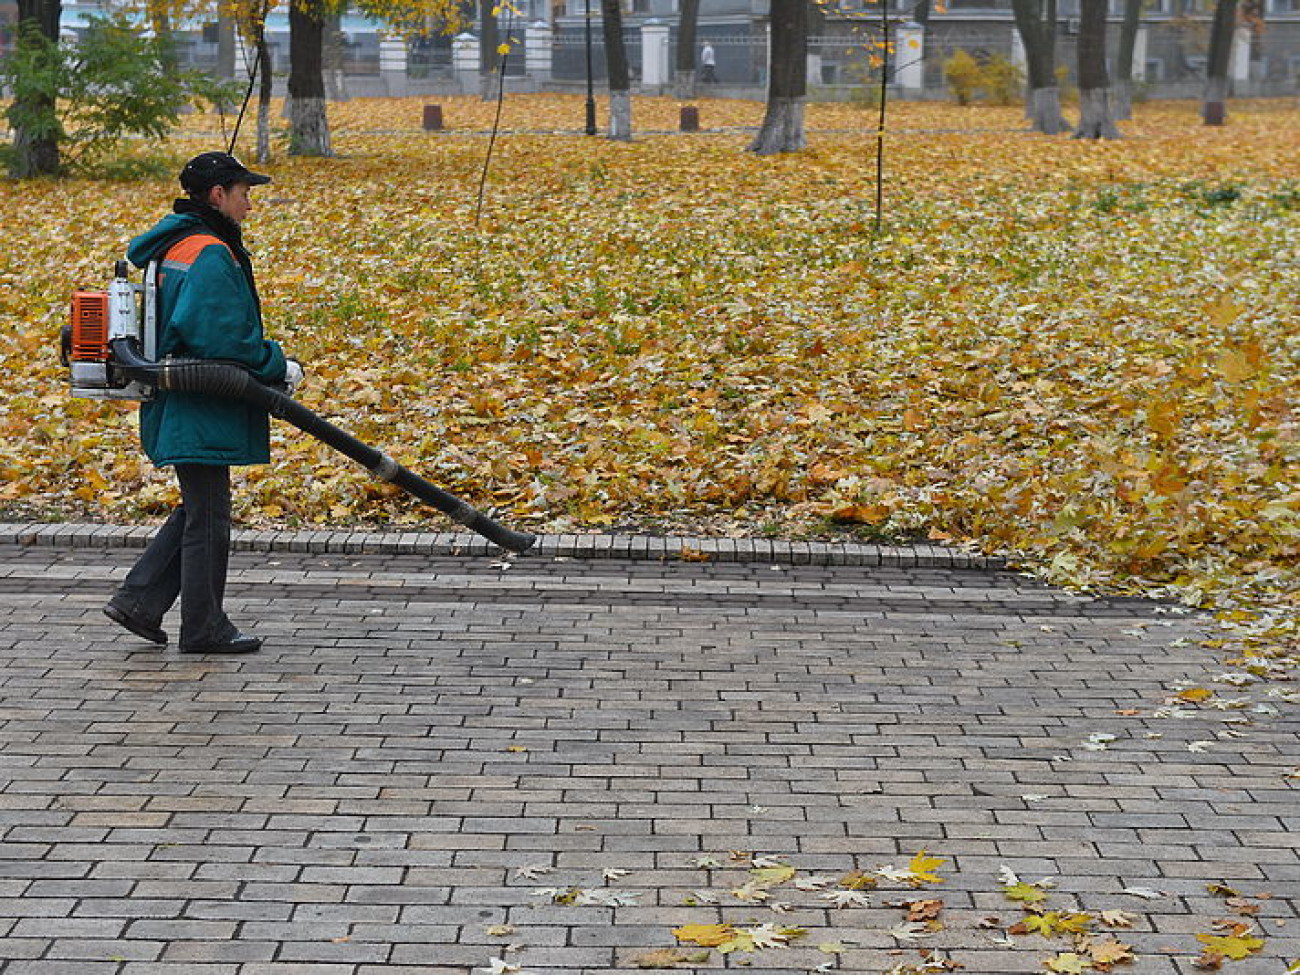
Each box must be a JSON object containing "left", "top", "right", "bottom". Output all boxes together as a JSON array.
[
  {"left": 64, "top": 261, "right": 160, "bottom": 401},
  {"left": 60, "top": 259, "right": 537, "bottom": 555}
]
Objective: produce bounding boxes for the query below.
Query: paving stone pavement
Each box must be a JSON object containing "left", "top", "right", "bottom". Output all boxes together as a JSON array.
[{"left": 0, "top": 534, "right": 1295, "bottom": 975}]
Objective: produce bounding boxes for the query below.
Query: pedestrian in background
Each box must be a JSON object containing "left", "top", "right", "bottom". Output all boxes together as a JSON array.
[{"left": 701, "top": 42, "right": 718, "bottom": 83}]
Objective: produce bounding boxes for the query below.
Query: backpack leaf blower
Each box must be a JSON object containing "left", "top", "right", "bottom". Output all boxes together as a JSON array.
[{"left": 61, "top": 260, "right": 537, "bottom": 555}]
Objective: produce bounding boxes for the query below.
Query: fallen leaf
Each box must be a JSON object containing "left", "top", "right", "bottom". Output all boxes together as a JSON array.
[
  {"left": 1206, "top": 882, "right": 1240, "bottom": 898},
  {"left": 631, "top": 948, "right": 711, "bottom": 968},
  {"left": 906, "top": 850, "right": 947, "bottom": 886},
  {"left": 822, "top": 889, "right": 872, "bottom": 909},
  {"left": 840, "top": 869, "right": 878, "bottom": 890},
  {"left": 1044, "top": 952, "right": 1092, "bottom": 973},
  {"left": 1195, "top": 932, "right": 1265, "bottom": 960},
  {"left": 750, "top": 864, "right": 797, "bottom": 885},
  {"left": 1004, "top": 882, "right": 1050, "bottom": 905},
  {"left": 1120, "top": 887, "right": 1164, "bottom": 900},
  {"left": 673, "top": 923, "right": 736, "bottom": 948},
  {"left": 1087, "top": 936, "right": 1135, "bottom": 968},
  {"left": 907, "top": 899, "right": 945, "bottom": 921},
  {"left": 1099, "top": 910, "right": 1136, "bottom": 928},
  {"left": 890, "top": 920, "right": 932, "bottom": 942}
]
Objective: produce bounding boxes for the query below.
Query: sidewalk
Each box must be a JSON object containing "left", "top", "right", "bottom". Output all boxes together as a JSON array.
[{"left": 0, "top": 528, "right": 1295, "bottom": 974}]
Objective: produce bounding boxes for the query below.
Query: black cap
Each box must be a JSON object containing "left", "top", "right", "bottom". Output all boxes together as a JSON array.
[{"left": 180, "top": 151, "right": 272, "bottom": 194}]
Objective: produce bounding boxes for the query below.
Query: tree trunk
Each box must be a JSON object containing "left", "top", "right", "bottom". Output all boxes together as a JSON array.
[
  {"left": 256, "top": 35, "right": 273, "bottom": 163},
  {"left": 675, "top": 0, "right": 700, "bottom": 98},
  {"left": 1113, "top": 0, "right": 1142, "bottom": 119},
  {"left": 608, "top": 90, "right": 632, "bottom": 140},
  {"left": 8, "top": 0, "right": 62, "bottom": 178},
  {"left": 217, "top": 12, "right": 237, "bottom": 81},
  {"left": 1029, "top": 86, "right": 1070, "bottom": 134},
  {"left": 1011, "top": 0, "right": 1069, "bottom": 133},
  {"left": 324, "top": 11, "right": 349, "bottom": 103},
  {"left": 601, "top": 0, "right": 632, "bottom": 141},
  {"left": 750, "top": 0, "right": 807, "bottom": 154},
  {"left": 1202, "top": 0, "right": 1237, "bottom": 124},
  {"left": 1074, "top": 0, "right": 1119, "bottom": 138},
  {"left": 289, "top": 1, "right": 333, "bottom": 156},
  {"left": 479, "top": 0, "right": 499, "bottom": 101}
]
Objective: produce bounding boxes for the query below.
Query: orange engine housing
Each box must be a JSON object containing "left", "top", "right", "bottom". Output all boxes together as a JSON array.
[{"left": 70, "top": 291, "right": 111, "bottom": 362}]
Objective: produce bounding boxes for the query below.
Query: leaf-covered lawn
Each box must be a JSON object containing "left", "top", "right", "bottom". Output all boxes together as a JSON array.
[{"left": 0, "top": 95, "right": 1295, "bottom": 654}]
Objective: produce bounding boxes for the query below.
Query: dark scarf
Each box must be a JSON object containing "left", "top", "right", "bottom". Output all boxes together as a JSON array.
[{"left": 171, "top": 198, "right": 262, "bottom": 315}]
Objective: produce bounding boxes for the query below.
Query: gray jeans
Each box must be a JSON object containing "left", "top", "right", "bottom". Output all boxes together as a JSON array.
[{"left": 110, "top": 464, "right": 237, "bottom": 648}]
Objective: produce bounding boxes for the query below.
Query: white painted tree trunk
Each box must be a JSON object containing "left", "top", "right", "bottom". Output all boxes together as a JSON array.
[
  {"left": 1028, "top": 86, "right": 1070, "bottom": 134},
  {"left": 749, "top": 97, "right": 805, "bottom": 154},
  {"left": 608, "top": 90, "right": 633, "bottom": 141},
  {"left": 256, "top": 102, "right": 271, "bottom": 164},
  {"left": 1073, "top": 88, "right": 1120, "bottom": 139},
  {"left": 674, "top": 69, "right": 697, "bottom": 100},
  {"left": 1202, "top": 75, "right": 1230, "bottom": 125},
  {"left": 1113, "top": 79, "right": 1132, "bottom": 121},
  {"left": 290, "top": 96, "right": 333, "bottom": 156}
]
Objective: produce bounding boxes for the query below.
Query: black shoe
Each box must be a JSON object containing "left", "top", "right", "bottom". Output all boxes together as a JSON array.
[
  {"left": 103, "top": 604, "right": 167, "bottom": 645},
  {"left": 179, "top": 632, "right": 262, "bottom": 655}
]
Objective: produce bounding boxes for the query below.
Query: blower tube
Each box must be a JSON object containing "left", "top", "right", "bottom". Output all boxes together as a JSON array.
[{"left": 109, "top": 338, "right": 537, "bottom": 554}]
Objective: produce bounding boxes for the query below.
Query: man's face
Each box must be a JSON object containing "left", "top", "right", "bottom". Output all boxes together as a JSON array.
[{"left": 208, "top": 181, "right": 253, "bottom": 224}]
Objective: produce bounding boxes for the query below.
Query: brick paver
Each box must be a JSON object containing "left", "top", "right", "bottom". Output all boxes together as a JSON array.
[{"left": 0, "top": 533, "right": 1295, "bottom": 974}]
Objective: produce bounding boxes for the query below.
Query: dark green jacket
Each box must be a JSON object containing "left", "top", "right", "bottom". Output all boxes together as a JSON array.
[{"left": 128, "top": 209, "right": 286, "bottom": 467}]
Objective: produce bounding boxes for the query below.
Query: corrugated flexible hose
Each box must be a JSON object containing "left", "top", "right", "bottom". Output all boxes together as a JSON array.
[{"left": 110, "top": 339, "right": 537, "bottom": 554}]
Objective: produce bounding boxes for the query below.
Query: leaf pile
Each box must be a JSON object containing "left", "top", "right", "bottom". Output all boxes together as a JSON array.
[{"left": 0, "top": 96, "right": 1296, "bottom": 660}]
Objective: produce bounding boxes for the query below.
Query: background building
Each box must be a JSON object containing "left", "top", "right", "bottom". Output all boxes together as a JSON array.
[{"left": 1, "top": 0, "right": 1297, "bottom": 99}]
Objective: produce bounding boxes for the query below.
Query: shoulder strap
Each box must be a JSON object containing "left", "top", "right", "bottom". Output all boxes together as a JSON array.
[{"left": 140, "top": 226, "right": 208, "bottom": 362}]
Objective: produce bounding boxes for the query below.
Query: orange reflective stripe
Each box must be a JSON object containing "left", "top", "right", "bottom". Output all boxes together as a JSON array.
[{"left": 163, "top": 234, "right": 233, "bottom": 268}]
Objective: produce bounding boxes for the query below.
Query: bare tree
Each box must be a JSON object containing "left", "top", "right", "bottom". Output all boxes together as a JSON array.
[
  {"left": 750, "top": 0, "right": 807, "bottom": 154},
  {"left": 255, "top": 31, "right": 274, "bottom": 162},
  {"left": 1012, "top": 0, "right": 1069, "bottom": 134},
  {"left": 323, "top": 10, "right": 349, "bottom": 102},
  {"left": 1074, "top": 0, "right": 1119, "bottom": 138},
  {"left": 1114, "top": 0, "right": 1142, "bottom": 119},
  {"left": 478, "top": 0, "right": 498, "bottom": 100},
  {"left": 1202, "top": 0, "right": 1238, "bottom": 124},
  {"left": 602, "top": 0, "right": 632, "bottom": 140},
  {"left": 675, "top": 0, "right": 701, "bottom": 98},
  {"left": 217, "top": 12, "right": 238, "bottom": 80},
  {"left": 289, "top": 1, "right": 333, "bottom": 155}
]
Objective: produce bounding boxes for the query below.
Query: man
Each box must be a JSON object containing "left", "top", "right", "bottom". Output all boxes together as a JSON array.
[
  {"left": 103, "top": 151, "right": 289, "bottom": 654},
  {"left": 700, "top": 42, "right": 718, "bottom": 83}
]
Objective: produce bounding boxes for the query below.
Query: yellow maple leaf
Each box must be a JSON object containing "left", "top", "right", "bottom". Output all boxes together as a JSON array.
[
  {"left": 1004, "top": 882, "right": 1049, "bottom": 904},
  {"left": 1215, "top": 348, "right": 1257, "bottom": 384},
  {"left": 1044, "top": 952, "right": 1092, "bottom": 973},
  {"left": 750, "top": 864, "right": 796, "bottom": 885},
  {"left": 672, "top": 923, "right": 736, "bottom": 947},
  {"left": 717, "top": 931, "right": 756, "bottom": 954},
  {"left": 839, "top": 870, "right": 877, "bottom": 890},
  {"left": 907, "top": 850, "right": 946, "bottom": 886},
  {"left": 1195, "top": 933, "right": 1265, "bottom": 960}
]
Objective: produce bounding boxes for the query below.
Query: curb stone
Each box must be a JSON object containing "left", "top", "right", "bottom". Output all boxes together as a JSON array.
[{"left": 0, "top": 521, "right": 1007, "bottom": 570}]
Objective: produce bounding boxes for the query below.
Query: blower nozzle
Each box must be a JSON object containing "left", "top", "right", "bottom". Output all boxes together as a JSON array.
[{"left": 108, "top": 338, "right": 537, "bottom": 554}]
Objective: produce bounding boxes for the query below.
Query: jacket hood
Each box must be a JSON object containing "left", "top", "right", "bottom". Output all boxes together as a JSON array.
[{"left": 126, "top": 212, "right": 205, "bottom": 269}]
